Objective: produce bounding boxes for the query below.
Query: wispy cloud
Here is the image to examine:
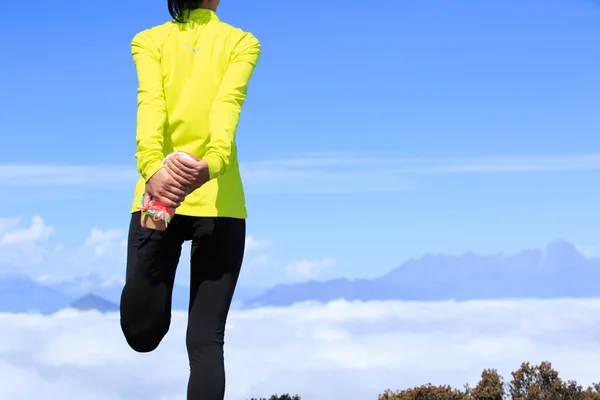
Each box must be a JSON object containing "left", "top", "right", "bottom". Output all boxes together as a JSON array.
[
  {"left": 285, "top": 258, "right": 336, "bottom": 279},
  {"left": 415, "top": 153, "right": 600, "bottom": 174},
  {"left": 0, "top": 216, "right": 54, "bottom": 267},
  {"left": 3, "top": 153, "right": 600, "bottom": 193},
  {"left": 243, "top": 152, "right": 600, "bottom": 193},
  {"left": 0, "top": 164, "right": 137, "bottom": 188},
  {"left": 245, "top": 236, "right": 272, "bottom": 252},
  {"left": 245, "top": 153, "right": 600, "bottom": 173}
]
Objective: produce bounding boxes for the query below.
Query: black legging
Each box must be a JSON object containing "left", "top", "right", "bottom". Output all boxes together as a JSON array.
[{"left": 120, "top": 211, "right": 245, "bottom": 400}]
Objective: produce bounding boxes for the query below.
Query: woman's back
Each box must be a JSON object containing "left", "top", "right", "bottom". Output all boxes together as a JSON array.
[
  {"left": 121, "top": 4, "right": 260, "bottom": 400},
  {"left": 130, "top": 8, "right": 261, "bottom": 219}
]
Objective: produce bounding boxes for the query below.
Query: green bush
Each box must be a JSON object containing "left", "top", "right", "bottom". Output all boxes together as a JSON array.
[
  {"left": 380, "top": 361, "right": 599, "bottom": 400},
  {"left": 249, "top": 361, "right": 599, "bottom": 400},
  {"left": 379, "top": 384, "right": 467, "bottom": 399},
  {"left": 468, "top": 368, "right": 504, "bottom": 400}
]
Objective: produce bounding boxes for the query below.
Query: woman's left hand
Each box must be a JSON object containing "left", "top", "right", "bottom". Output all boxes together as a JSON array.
[{"left": 166, "top": 155, "right": 210, "bottom": 194}]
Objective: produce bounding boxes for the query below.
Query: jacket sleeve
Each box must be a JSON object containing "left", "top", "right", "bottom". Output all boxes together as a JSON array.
[
  {"left": 132, "top": 30, "right": 166, "bottom": 182},
  {"left": 203, "top": 33, "right": 261, "bottom": 180}
]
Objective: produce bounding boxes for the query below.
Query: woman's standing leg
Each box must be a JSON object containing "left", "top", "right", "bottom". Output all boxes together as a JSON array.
[
  {"left": 186, "top": 217, "right": 246, "bottom": 400},
  {"left": 120, "top": 211, "right": 185, "bottom": 352}
]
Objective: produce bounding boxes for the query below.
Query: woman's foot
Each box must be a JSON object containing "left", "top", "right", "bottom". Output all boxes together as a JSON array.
[{"left": 140, "top": 193, "right": 175, "bottom": 231}]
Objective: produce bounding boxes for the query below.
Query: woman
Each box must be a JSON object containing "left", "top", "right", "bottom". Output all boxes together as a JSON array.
[{"left": 119, "top": 0, "right": 261, "bottom": 399}]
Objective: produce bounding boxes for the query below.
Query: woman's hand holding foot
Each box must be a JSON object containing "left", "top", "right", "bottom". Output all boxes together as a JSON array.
[{"left": 145, "top": 168, "right": 187, "bottom": 208}]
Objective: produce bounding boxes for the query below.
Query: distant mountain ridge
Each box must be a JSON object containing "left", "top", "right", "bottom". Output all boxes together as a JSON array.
[
  {"left": 0, "top": 272, "right": 265, "bottom": 314},
  {"left": 245, "top": 240, "right": 600, "bottom": 307},
  {"left": 1, "top": 240, "right": 598, "bottom": 313},
  {"left": 0, "top": 274, "right": 69, "bottom": 314},
  {"left": 71, "top": 294, "right": 119, "bottom": 313}
]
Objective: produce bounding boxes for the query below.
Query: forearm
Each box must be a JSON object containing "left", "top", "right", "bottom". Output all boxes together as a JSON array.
[
  {"left": 204, "top": 105, "right": 242, "bottom": 180},
  {"left": 135, "top": 101, "right": 166, "bottom": 182},
  {"left": 193, "top": 159, "right": 211, "bottom": 189},
  {"left": 132, "top": 30, "right": 167, "bottom": 182},
  {"left": 203, "top": 33, "right": 261, "bottom": 180}
]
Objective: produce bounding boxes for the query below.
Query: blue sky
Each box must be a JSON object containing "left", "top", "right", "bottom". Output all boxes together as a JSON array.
[{"left": 1, "top": 0, "right": 600, "bottom": 287}]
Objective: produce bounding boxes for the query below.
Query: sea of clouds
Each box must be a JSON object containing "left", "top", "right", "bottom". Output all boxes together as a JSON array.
[{"left": 2, "top": 298, "right": 600, "bottom": 400}]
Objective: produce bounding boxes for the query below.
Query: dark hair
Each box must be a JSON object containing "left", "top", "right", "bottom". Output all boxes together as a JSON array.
[{"left": 168, "top": 0, "right": 203, "bottom": 22}]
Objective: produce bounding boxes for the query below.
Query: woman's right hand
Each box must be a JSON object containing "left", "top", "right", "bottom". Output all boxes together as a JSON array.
[{"left": 145, "top": 168, "right": 187, "bottom": 208}]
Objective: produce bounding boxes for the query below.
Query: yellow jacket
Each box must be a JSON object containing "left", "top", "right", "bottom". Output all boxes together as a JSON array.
[{"left": 130, "top": 8, "right": 261, "bottom": 218}]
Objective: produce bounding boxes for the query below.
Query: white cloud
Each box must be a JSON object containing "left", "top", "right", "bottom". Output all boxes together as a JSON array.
[
  {"left": 82, "top": 229, "right": 127, "bottom": 258},
  {"left": 0, "top": 217, "right": 20, "bottom": 237},
  {"left": 1, "top": 299, "right": 600, "bottom": 399},
  {"left": 0, "top": 216, "right": 54, "bottom": 267},
  {"left": 42, "top": 228, "right": 131, "bottom": 280},
  {"left": 245, "top": 236, "right": 272, "bottom": 252},
  {"left": 245, "top": 254, "right": 271, "bottom": 267},
  {"left": 0, "top": 213, "right": 277, "bottom": 282},
  {"left": 239, "top": 254, "right": 278, "bottom": 282},
  {"left": 0, "top": 216, "right": 53, "bottom": 246},
  {"left": 5, "top": 152, "right": 600, "bottom": 194},
  {"left": 285, "top": 258, "right": 336, "bottom": 279},
  {"left": 576, "top": 244, "right": 600, "bottom": 259}
]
